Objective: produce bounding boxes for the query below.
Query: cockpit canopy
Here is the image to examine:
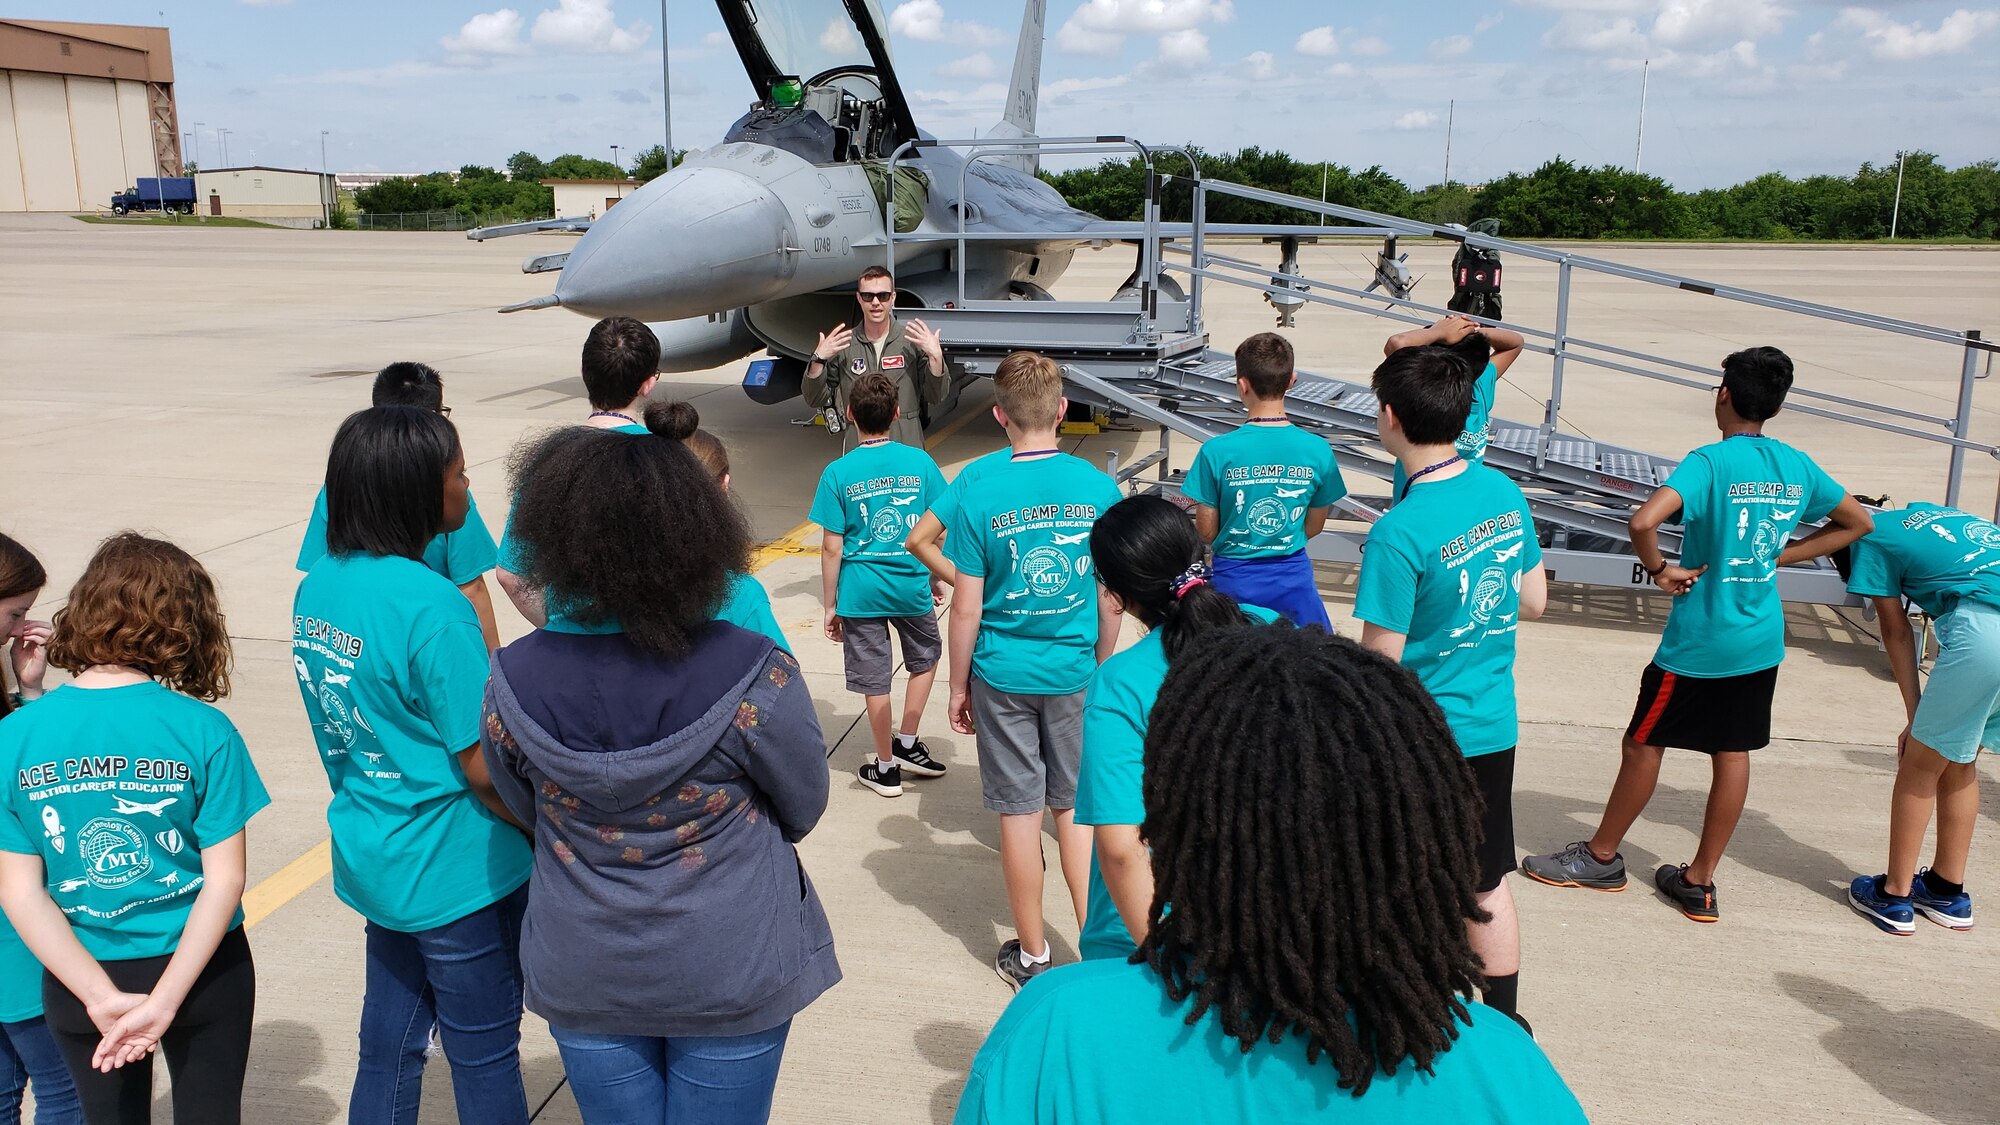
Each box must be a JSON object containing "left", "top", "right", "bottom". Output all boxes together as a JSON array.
[{"left": 718, "top": 0, "right": 920, "bottom": 165}]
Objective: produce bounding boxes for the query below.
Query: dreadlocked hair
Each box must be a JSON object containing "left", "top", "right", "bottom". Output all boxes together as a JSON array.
[
  {"left": 1089, "top": 495, "right": 1251, "bottom": 663},
  {"left": 1139, "top": 625, "right": 1490, "bottom": 1095}
]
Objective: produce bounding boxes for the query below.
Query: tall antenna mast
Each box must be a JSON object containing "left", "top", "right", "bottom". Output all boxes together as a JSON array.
[
  {"left": 1443, "top": 99, "right": 1455, "bottom": 187},
  {"left": 660, "top": 0, "right": 674, "bottom": 166},
  {"left": 1634, "top": 60, "right": 1649, "bottom": 173}
]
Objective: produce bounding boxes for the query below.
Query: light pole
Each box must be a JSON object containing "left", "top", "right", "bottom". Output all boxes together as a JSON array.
[
  {"left": 1890, "top": 150, "right": 1907, "bottom": 240},
  {"left": 192, "top": 121, "right": 204, "bottom": 168},
  {"left": 218, "top": 128, "right": 231, "bottom": 167},
  {"left": 320, "top": 130, "right": 331, "bottom": 229},
  {"left": 611, "top": 144, "right": 622, "bottom": 175},
  {"left": 659, "top": 0, "right": 673, "bottom": 167}
]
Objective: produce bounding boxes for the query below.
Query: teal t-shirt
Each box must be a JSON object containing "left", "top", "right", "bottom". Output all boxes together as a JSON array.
[
  {"left": 299, "top": 485, "right": 500, "bottom": 586},
  {"left": 809, "top": 441, "right": 949, "bottom": 617},
  {"left": 926, "top": 449, "right": 1013, "bottom": 538},
  {"left": 495, "top": 421, "right": 652, "bottom": 573},
  {"left": 293, "top": 554, "right": 532, "bottom": 932},
  {"left": 954, "top": 959, "right": 1587, "bottom": 1125},
  {"left": 543, "top": 572, "right": 793, "bottom": 654},
  {"left": 942, "top": 454, "right": 1124, "bottom": 695},
  {"left": 1653, "top": 435, "right": 1844, "bottom": 678},
  {"left": 1354, "top": 465, "right": 1542, "bottom": 757},
  {"left": 1844, "top": 503, "right": 2000, "bottom": 619},
  {"left": 1391, "top": 362, "right": 1500, "bottom": 498},
  {"left": 1182, "top": 422, "right": 1346, "bottom": 559},
  {"left": 1074, "top": 606, "right": 1279, "bottom": 961},
  {"left": 0, "top": 683, "right": 270, "bottom": 963}
]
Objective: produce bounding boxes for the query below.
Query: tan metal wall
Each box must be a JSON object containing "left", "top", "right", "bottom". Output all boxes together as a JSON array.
[
  {"left": 194, "top": 169, "right": 333, "bottom": 218},
  {"left": 0, "top": 69, "right": 163, "bottom": 211}
]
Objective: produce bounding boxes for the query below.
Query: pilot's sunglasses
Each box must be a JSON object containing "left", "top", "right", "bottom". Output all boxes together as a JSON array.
[{"left": 857, "top": 291, "right": 895, "bottom": 302}]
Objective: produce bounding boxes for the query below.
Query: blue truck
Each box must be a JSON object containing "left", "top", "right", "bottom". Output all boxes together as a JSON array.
[{"left": 111, "top": 177, "right": 196, "bottom": 216}]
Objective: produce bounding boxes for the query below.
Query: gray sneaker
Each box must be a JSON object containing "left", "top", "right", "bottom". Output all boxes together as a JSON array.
[
  {"left": 993, "top": 939, "right": 1051, "bottom": 992},
  {"left": 1520, "top": 840, "right": 1628, "bottom": 891}
]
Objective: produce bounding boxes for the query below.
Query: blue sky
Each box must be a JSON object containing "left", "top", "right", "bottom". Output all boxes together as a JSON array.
[{"left": 59, "top": 0, "right": 2000, "bottom": 188}]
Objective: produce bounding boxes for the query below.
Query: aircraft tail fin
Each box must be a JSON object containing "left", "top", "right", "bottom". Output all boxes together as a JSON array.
[{"left": 987, "top": 0, "right": 1045, "bottom": 174}]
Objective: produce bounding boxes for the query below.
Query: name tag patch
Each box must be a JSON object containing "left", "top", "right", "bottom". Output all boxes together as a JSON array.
[{"left": 882, "top": 354, "right": 906, "bottom": 370}]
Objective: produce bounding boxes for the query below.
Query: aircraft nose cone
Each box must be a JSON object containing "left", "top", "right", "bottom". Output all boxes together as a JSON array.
[{"left": 554, "top": 166, "right": 796, "bottom": 321}]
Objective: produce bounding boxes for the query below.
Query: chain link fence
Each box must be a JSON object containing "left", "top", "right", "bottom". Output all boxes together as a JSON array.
[{"left": 352, "top": 210, "right": 549, "bottom": 232}]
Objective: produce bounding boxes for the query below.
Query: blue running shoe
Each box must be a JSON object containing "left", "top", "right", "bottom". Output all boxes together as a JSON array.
[
  {"left": 1911, "top": 869, "right": 1975, "bottom": 930},
  {"left": 1849, "top": 874, "right": 1914, "bottom": 935}
]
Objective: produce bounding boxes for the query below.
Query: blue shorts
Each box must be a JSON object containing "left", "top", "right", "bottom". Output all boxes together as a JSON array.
[
  {"left": 1211, "top": 552, "right": 1330, "bottom": 631},
  {"left": 1911, "top": 602, "right": 2000, "bottom": 764}
]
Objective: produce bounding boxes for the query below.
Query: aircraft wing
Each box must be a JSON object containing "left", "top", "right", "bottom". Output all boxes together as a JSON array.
[{"left": 465, "top": 216, "right": 593, "bottom": 241}]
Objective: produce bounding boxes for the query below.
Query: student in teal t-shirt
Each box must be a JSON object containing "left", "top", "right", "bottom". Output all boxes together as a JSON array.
[
  {"left": 1383, "top": 314, "right": 1526, "bottom": 498},
  {"left": 809, "top": 374, "right": 951, "bottom": 797},
  {"left": 1835, "top": 503, "right": 1998, "bottom": 935},
  {"left": 496, "top": 316, "right": 663, "bottom": 621},
  {"left": 1356, "top": 346, "right": 1548, "bottom": 1029},
  {"left": 1075, "top": 495, "right": 1275, "bottom": 962},
  {"left": 0, "top": 534, "right": 80, "bottom": 1125},
  {"left": 904, "top": 447, "right": 1012, "bottom": 588},
  {"left": 298, "top": 362, "right": 503, "bottom": 650},
  {"left": 294, "top": 406, "right": 533, "bottom": 1125},
  {"left": 1182, "top": 332, "right": 1346, "bottom": 630},
  {"left": 1523, "top": 347, "right": 1870, "bottom": 924},
  {"left": 0, "top": 534, "right": 268, "bottom": 1122},
  {"left": 943, "top": 352, "right": 1124, "bottom": 991},
  {"left": 955, "top": 627, "right": 1586, "bottom": 1125}
]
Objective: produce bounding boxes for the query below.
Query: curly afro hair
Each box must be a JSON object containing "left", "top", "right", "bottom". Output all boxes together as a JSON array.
[{"left": 505, "top": 425, "right": 750, "bottom": 655}]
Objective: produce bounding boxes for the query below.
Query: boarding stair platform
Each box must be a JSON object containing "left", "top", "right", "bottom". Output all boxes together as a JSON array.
[{"left": 883, "top": 137, "right": 2000, "bottom": 608}]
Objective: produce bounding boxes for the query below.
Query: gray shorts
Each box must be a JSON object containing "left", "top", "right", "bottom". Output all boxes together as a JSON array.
[
  {"left": 968, "top": 677, "right": 1084, "bottom": 815},
  {"left": 841, "top": 613, "right": 941, "bottom": 695}
]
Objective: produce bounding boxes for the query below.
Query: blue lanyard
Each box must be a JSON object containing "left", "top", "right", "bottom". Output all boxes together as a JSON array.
[
  {"left": 1399, "top": 455, "right": 1462, "bottom": 501},
  {"left": 1011, "top": 448, "right": 1062, "bottom": 460}
]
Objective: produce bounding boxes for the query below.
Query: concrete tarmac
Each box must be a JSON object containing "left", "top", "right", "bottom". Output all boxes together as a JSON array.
[{"left": 1, "top": 213, "right": 1997, "bottom": 1123}]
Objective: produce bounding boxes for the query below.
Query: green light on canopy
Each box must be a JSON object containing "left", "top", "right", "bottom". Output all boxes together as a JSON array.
[{"left": 771, "top": 78, "right": 805, "bottom": 108}]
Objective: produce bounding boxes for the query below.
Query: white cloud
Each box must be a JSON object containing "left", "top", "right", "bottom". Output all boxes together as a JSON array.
[
  {"left": 1475, "top": 12, "right": 1504, "bottom": 34},
  {"left": 1543, "top": 13, "right": 1648, "bottom": 54},
  {"left": 1158, "top": 28, "right": 1211, "bottom": 64},
  {"left": 818, "top": 17, "right": 860, "bottom": 52},
  {"left": 941, "top": 51, "right": 999, "bottom": 79},
  {"left": 1431, "top": 34, "right": 1474, "bottom": 58},
  {"left": 700, "top": 30, "right": 728, "bottom": 48},
  {"left": 443, "top": 9, "right": 529, "bottom": 56},
  {"left": 1057, "top": 0, "right": 1235, "bottom": 54},
  {"left": 1323, "top": 61, "right": 1357, "bottom": 77},
  {"left": 1395, "top": 109, "right": 1439, "bottom": 130},
  {"left": 530, "top": 0, "right": 649, "bottom": 54},
  {"left": 889, "top": 0, "right": 1006, "bottom": 48},
  {"left": 1243, "top": 50, "right": 1277, "bottom": 79},
  {"left": 1836, "top": 7, "right": 2000, "bottom": 61},
  {"left": 1349, "top": 35, "right": 1390, "bottom": 56},
  {"left": 1650, "top": 0, "right": 1787, "bottom": 50},
  {"left": 1296, "top": 25, "right": 1340, "bottom": 56}
]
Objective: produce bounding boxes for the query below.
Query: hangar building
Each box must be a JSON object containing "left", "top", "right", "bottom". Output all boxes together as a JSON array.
[
  {"left": 195, "top": 166, "right": 337, "bottom": 227},
  {"left": 0, "top": 19, "right": 179, "bottom": 212},
  {"left": 545, "top": 178, "right": 640, "bottom": 219}
]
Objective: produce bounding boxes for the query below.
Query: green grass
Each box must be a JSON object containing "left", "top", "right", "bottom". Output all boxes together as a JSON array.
[{"left": 74, "top": 214, "right": 282, "bottom": 229}]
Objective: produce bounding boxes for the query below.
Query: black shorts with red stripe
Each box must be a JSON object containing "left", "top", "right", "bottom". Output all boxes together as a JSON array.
[{"left": 1625, "top": 661, "right": 1779, "bottom": 753}]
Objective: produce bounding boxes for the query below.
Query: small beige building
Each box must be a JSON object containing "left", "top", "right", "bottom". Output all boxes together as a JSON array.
[
  {"left": 0, "top": 19, "right": 180, "bottom": 212},
  {"left": 545, "top": 178, "right": 640, "bottom": 220},
  {"left": 194, "top": 166, "right": 337, "bottom": 228}
]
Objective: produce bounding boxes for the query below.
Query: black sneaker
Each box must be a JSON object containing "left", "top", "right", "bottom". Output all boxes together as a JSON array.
[
  {"left": 892, "top": 738, "right": 947, "bottom": 778},
  {"left": 857, "top": 759, "right": 903, "bottom": 797},
  {"left": 993, "top": 938, "right": 1050, "bottom": 992},
  {"left": 1519, "top": 841, "right": 1628, "bottom": 891},
  {"left": 1655, "top": 864, "right": 1718, "bottom": 923}
]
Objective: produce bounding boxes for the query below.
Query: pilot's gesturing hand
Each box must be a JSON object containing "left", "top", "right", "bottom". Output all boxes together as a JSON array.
[
  {"left": 904, "top": 319, "right": 945, "bottom": 373},
  {"left": 813, "top": 324, "right": 854, "bottom": 363}
]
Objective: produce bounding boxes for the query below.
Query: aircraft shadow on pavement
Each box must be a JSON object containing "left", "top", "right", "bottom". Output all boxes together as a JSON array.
[
  {"left": 913, "top": 1019, "right": 984, "bottom": 1125},
  {"left": 1776, "top": 973, "right": 2000, "bottom": 1123},
  {"left": 234, "top": 1018, "right": 340, "bottom": 1124},
  {"left": 865, "top": 808, "right": 1078, "bottom": 968}
]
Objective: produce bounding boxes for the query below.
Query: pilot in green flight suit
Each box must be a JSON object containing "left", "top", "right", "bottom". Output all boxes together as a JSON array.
[{"left": 804, "top": 265, "right": 949, "bottom": 449}]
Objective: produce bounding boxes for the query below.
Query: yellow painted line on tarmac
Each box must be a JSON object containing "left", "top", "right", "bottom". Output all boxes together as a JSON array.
[
  {"left": 242, "top": 839, "right": 332, "bottom": 929},
  {"left": 238, "top": 400, "right": 996, "bottom": 929}
]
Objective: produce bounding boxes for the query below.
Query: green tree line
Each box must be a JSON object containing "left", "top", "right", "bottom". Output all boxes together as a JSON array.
[
  {"left": 1042, "top": 148, "right": 2000, "bottom": 241},
  {"left": 353, "top": 146, "right": 681, "bottom": 218}
]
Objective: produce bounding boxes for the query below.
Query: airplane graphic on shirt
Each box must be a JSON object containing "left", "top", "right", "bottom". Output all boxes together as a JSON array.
[{"left": 112, "top": 797, "right": 178, "bottom": 817}]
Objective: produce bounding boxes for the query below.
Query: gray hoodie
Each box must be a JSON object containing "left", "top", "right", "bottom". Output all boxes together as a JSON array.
[{"left": 480, "top": 621, "right": 839, "bottom": 1037}]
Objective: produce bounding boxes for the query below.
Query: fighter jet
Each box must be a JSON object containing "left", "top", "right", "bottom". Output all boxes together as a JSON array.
[{"left": 480, "top": 0, "right": 1343, "bottom": 414}]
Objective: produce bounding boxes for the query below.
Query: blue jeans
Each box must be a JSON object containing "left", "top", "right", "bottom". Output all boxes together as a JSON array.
[
  {"left": 349, "top": 884, "right": 529, "bottom": 1125},
  {"left": 0, "top": 1019, "right": 79, "bottom": 1125},
  {"left": 550, "top": 1020, "right": 791, "bottom": 1125}
]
